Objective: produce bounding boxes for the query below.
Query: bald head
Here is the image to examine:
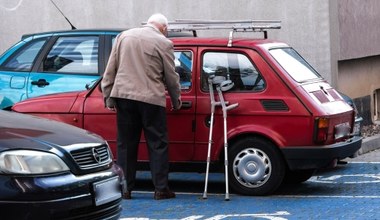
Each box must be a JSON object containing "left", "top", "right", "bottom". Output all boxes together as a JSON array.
[
  {"left": 147, "top": 13, "right": 168, "bottom": 27},
  {"left": 147, "top": 13, "right": 169, "bottom": 36}
]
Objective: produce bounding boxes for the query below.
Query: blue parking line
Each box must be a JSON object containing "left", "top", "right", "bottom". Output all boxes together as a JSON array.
[{"left": 120, "top": 162, "right": 380, "bottom": 219}]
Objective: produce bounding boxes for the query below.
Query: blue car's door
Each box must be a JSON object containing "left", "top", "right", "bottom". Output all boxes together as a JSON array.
[
  {"left": 0, "top": 38, "right": 48, "bottom": 109},
  {"left": 28, "top": 35, "right": 101, "bottom": 99},
  {"left": 0, "top": 32, "right": 117, "bottom": 109}
]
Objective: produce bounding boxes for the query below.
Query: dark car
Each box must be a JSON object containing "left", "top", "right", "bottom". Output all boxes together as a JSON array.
[
  {"left": 0, "top": 110, "right": 124, "bottom": 219},
  {"left": 339, "top": 92, "right": 363, "bottom": 136}
]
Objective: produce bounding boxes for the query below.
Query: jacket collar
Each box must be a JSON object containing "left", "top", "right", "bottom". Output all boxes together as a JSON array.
[{"left": 144, "top": 23, "right": 161, "bottom": 34}]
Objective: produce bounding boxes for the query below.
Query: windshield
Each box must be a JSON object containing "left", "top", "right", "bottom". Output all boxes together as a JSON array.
[{"left": 269, "top": 48, "right": 321, "bottom": 82}]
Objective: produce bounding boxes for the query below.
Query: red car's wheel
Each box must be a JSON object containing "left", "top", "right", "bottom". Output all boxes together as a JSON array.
[{"left": 228, "top": 137, "right": 285, "bottom": 196}]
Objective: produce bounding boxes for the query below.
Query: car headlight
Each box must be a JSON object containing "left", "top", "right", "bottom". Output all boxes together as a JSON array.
[{"left": 0, "top": 150, "right": 69, "bottom": 174}]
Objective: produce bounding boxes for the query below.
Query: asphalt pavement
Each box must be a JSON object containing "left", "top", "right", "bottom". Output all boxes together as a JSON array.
[
  {"left": 348, "top": 134, "right": 380, "bottom": 162},
  {"left": 118, "top": 135, "right": 380, "bottom": 220},
  {"left": 357, "top": 133, "right": 380, "bottom": 156}
]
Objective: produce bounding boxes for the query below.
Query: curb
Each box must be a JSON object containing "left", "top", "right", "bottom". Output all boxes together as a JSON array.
[{"left": 358, "top": 134, "right": 380, "bottom": 155}]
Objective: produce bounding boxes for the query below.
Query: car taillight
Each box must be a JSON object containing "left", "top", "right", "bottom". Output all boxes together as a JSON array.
[{"left": 314, "top": 117, "right": 329, "bottom": 143}]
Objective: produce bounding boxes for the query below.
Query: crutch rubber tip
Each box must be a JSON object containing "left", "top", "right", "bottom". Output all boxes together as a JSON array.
[{"left": 202, "top": 192, "right": 208, "bottom": 199}]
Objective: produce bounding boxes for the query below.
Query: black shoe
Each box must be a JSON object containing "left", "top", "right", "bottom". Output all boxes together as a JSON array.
[
  {"left": 122, "top": 191, "right": 132, "bottom": 200},
  {"left": 154, "top": 190, "right": 176, "bottom": 200}
]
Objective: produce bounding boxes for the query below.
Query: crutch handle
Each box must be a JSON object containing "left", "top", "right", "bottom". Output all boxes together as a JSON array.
[
  {"left": 212, "top": 76, "right": 226, "bottom": 85},
  {"left": 226, "top": 103, "right": 239, "bottom": 111},
  {"left": 220, "top": 80, "right": 234, "bottom": 92},
  {"left": 212, "top": 101, "right": 222, "bottom": 106}
]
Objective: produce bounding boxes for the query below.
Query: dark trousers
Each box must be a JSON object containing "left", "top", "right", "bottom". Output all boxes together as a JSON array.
[{"left": 115, "top": 98, "right": 169, "bottom": 192}]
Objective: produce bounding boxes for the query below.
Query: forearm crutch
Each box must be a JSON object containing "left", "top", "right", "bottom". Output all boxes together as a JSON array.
[
  {"left": 216, "top": 80, "right": 238, "bottom": 201},
  {"left": 203, "top": 74, "right": 238, "bottom": 200},
  {"left": 203, "top": 74, "right": 222, "bottom": 199}
]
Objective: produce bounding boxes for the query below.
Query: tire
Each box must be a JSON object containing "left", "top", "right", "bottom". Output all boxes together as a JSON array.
[
  {"left": 283, "top": 169, "right": 316, "bottom": 184},
  {"left": 228, "top": 137, "right": 285, "bottom": 196}
]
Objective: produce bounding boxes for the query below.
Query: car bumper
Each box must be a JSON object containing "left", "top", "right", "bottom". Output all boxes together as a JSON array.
[
  {"left": 0, "top": 163, "right": 123, "bottom": 220},
  {"left": 281, "top": 136, "right": 362, "bottom": 170},
  {"left": 353, "top": 116, "right": 363, "bottom": 136}
]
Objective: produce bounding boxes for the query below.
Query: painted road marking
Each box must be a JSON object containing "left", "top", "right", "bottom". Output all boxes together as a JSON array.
[
  {"left": 309, "top": 173, "right": 380, "bottom": 184},
  {"left": 276, "top": 195, "right": 380, "bottom": 198},
  {"left": 121, "top": 162, "right": 380, "bottom": 219},
  {"left": 120, "top": 211, "right": 291, "bottom": 220}
]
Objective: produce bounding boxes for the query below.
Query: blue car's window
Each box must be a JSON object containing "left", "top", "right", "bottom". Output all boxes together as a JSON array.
[
  {"left": 174, "top": 51, "right": 193, "bottom": 90},
  {"left": 202, "top": 52, "right": 265, "bottom": 92},
  {"left": 42, "top": 36, "right": 99, "bottom": 74},
  {"left": 1, "top": 39, "right": 47, "bottom": 72}
]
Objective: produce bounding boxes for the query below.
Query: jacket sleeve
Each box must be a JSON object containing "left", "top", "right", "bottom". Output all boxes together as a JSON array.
[
  {"left": 161, "top": 41, "right": 181, "bottom": 109},
  {"left": 101, "top": 34, "right": 119, "bottom": 108}
]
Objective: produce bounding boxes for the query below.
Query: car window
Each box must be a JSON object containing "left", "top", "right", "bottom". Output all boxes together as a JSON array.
[
  {"left": 0, "top": 39, "right": 47, "bottom": 72},
  {"left": 42, "top": 36, "right": 99, "bottom": 74},
  {"left": 202, "top": 51, "right": 265, "bottom": 92},
  {"left": 174, "top": 51, "right": 193, "bottom": 90},
  {"left": 269, "top": 48, "right": 321, "bottom": 82}
]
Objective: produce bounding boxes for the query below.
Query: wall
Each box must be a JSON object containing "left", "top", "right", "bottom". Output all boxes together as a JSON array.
[
  {"left": 336, "top": 0, "right": 380, "bottom": 124},
  {"left": 338, "top": 56, "right": 380, "bottom": 100},
  {"left": 338, "top": 0, "right": 380, "bottom": 60},
  {"left": 338, "top": 56, "right": 380, "bottom": 125},
  {"left": 0, "top": 0, "right": 332, "bottom": 82}
]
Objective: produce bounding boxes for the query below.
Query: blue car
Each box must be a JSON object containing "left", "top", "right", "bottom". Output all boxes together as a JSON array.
[
  {"left": 0, "top": 29, "right": 192, "bottom": 109},
  {"left": 0, "top": 29, "right": 123, "bottom": 109}
]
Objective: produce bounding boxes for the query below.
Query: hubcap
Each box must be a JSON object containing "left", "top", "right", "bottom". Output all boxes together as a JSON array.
[{"left": 232, "top": 148, "right": 272, "bottom": 188}]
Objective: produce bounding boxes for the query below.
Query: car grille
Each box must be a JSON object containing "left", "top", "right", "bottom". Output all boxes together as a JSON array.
[
  {"left": 260, "top": 99, "right": 289, "bottom": 111},
  {"left": 71, "top": 144, "right": 111, "bottom": 169}
]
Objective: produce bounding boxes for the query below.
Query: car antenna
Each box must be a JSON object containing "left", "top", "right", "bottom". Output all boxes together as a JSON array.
[{"left": 50, "top": 0, "right": 76, "bottom": 30}]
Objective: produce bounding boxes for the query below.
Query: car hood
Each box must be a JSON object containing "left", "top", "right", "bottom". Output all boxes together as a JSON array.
[
  {"left": 12, "top": 91, "right": 82, "bottom": 113},
  {"left": 0, "top": 110, "right": 104, "bottom": 152}
]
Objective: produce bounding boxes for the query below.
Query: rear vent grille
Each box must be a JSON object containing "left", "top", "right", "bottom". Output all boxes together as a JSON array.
[
  {"left": 261, "top": 100, "right": 289, "bottom": 111},
  {"left": 312, "top": 89, "right": 343, "bottom": 103},
  {"left": 327, "top": 89, "right": 342, "bottom": 100},
  {"left": 312, "top": 90, "right": 329, "bottom": 103},
  {"left": 71, "top": 144, "right": 111, "bottom": 169}
]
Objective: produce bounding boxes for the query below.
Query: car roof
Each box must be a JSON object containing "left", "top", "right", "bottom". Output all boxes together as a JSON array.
[
  {"left": 172, "top": 37, "right": 283, "bottom": 48},
  {"left": 21, "top": 28, "right": 193, "bottom": 40},
  {"left": 21, "top": 29, "right": 122, "bottom": 39},
  {"left": 20, "top": 28, "right": 285, "bottom": 49}
]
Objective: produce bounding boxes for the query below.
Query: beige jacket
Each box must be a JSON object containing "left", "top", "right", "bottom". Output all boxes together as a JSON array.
[{"left": 101, "top": 25, "right": 181, "bottom": 109}]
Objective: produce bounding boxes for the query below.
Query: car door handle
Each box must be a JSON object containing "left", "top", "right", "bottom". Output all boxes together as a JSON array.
[
  {"left": 31, "top": 79, "right": 50, "bottom": 87},
  {"left": 181, "top": 101, "right": 192, "bottom": 109}
]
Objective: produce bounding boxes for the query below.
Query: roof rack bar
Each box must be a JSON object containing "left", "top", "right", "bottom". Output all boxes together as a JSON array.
[
  {"left": 168, "top": 19, "right": 280, "bottom": 33},
  {"left": 142, "top": 19, "right": 281, "bottom": 46},
  {"left": 167, "top": 20, "right": 281, "bottom": 46}
]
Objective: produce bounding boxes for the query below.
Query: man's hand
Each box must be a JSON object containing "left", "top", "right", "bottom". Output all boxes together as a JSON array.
[
  {"left": 107, "top": 106, "right": 116, "bottom": 111},
  {"left": 104, "top": 97, "right": 116, "bottom": 111},
  {"left": 171, "top": 98, "right": 182, "bottom": 111}
]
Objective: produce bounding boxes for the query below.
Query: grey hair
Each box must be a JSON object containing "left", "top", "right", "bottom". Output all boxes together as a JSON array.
[{"left": 147, "top": 13, "right": 168, "bottom": 26}]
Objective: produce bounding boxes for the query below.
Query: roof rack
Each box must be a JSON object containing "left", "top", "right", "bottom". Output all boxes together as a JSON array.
[{"left": 167, "top": 20, "right": 281, "bottom": 47}]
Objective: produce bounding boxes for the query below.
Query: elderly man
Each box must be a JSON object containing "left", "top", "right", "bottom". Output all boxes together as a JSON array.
[{"left": 101, "top": 13, "right": 182, "bottom": 200}]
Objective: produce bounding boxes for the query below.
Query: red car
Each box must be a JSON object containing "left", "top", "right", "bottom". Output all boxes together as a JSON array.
[{"left": 12, "top": 21, "right": 362, "bottom": 196}]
